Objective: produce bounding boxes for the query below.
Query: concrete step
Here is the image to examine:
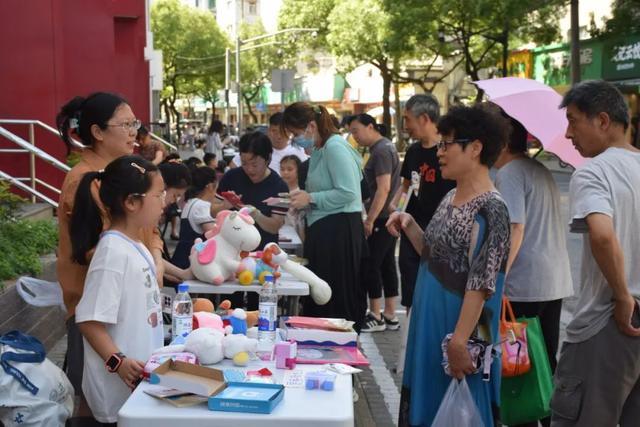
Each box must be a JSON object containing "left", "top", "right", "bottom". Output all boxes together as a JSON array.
[{"left": 15, "top": 202, "right": 54, "bottom": 221}]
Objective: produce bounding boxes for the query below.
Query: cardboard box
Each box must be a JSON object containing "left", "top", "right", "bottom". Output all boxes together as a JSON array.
[
  {"left": 208, "top": 382, "right": 285, "bottom": 414},
  {"left": 280, "top": 317, "right": 358, "bottom": 347},
  {"left": 149, "top": 360, "right": 226, "bottom": 397}
]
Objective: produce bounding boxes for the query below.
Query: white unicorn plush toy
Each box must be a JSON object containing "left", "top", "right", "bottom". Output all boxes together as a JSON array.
[
  {"left": 190, "top": 208, "right": 261, "bottom": 285},
  {"left": 189, "top": 208, "right": 332, "bottom": 305}
]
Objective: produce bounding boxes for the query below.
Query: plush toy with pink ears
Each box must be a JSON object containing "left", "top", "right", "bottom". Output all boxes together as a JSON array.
[{"left": 189, "top": 208, "right": 261, "bottom": 285}]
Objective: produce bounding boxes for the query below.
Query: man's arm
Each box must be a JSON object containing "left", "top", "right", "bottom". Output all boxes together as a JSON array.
[
  {"left": 365, "top": 174, "right": 391, "bottom": 236},
  {"left": 252, "top": 211, "right": 285, "bottom": 235},
  {"left": 505, "top": 223, "right": 525, "bottom": 273},
  {"left": 389, "top": 178, "right": 410, "bottom": 212},
  {"left": 586, "top": 213, "right": 640, "bottom": 336}
]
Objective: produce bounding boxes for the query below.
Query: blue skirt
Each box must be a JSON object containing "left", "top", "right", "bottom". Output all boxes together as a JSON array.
[{"left": 399, "top": 264, "right": 504, "bottom": 427}]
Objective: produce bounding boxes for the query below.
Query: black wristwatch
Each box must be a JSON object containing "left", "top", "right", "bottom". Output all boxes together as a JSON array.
[{"left": 105, "top": 352, "right": 126, "bottom": 373}]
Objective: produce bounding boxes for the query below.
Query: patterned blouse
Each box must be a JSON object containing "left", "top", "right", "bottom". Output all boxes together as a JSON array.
[{"left": 423, "top": 190, "right": 510, "bottom": 297}]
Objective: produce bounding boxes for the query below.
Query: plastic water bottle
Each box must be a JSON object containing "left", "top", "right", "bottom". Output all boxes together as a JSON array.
[
  {"left": 172, "top": 283, "right": 193, "bottom": 341},
  {"left": 258, "top": 275, "right": 278, "bottom": 353}
]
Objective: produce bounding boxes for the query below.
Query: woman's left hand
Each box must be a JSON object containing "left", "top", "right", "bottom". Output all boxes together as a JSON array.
[
  {"left": 447, "top": 338, "right": 476, "bottom": 380},
  {"left": 290, "top": 190, "right": 312, "bottom": 210}
]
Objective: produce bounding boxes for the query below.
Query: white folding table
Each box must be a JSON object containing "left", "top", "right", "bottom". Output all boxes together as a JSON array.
[
  {"left": 118, "top": 359, "right": 354, "bottom": 427},
  {"left": 162, "top": 273, "right": 309, "bottom": 315}
]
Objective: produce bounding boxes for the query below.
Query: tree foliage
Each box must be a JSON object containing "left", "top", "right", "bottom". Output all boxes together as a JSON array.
[
  {"left": 384, "top": 0, "right": 565, "bottom": 100},
  {"left": 151, "top": 0, "right": 228, "bottom": 135},
  {"left": 590, "top": 0, "right": 640, "bottom": 38}
]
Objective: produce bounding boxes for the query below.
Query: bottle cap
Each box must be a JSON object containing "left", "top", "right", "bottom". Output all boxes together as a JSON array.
[
  {"left": 264, "top": 275, "right": 274, "bottom": 283},
  {"left": 178, "top": 283, "right": 189, "bottom": 293}
]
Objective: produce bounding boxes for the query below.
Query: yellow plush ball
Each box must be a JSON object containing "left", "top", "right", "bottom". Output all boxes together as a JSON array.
[
  {"left": 233, "top": 351, "right": 250, "bottom": 366},
  {"left": 237, "top": 270, "right": 254, "bottom": 286},
  {"left": 258, "top": 271, "right": 271, "bottom": 284}
]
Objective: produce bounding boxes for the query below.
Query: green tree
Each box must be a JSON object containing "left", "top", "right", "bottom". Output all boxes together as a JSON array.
[
  {"left": 590, "top": 0, "right": 640, "bottom": 37},
  {"left": 384, "top": 0, "right": 565, "bottom": 101},
  {"left": 151, "top": 0, "right": 228, "bottom": 139}
]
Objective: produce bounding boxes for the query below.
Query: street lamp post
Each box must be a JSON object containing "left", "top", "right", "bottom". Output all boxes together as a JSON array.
[{"left": 234, "top": 27, "right": 317, "bottom": 134}]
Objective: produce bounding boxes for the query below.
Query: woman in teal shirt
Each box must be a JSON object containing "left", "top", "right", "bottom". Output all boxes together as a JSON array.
[{"left": 283, "top": 103, "right": 367, "bottom": 331}]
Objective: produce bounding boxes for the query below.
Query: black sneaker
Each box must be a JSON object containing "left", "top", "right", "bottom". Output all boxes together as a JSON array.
[
  {"left": 361, "top": 312, "right": 386, "bottom": 332},
  {"left": 381, "top": 312, "right": 400, "bottom": 330}
]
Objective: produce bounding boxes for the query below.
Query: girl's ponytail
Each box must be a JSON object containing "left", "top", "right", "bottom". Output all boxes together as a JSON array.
[{"left": 69, "top": 171, "right": 104, "bottom": 265}]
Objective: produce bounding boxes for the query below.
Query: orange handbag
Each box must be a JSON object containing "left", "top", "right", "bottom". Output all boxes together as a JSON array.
[{"left": 500, "top": 296, "right": 531, "bottom": 377}]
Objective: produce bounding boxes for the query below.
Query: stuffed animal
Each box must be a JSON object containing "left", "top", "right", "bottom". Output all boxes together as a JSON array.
[
  {"left": 222, "top": 334, "right": 258, "bottom": 366},
  {"left": 183, "top": 328, "right": 224, "bottom": 365},
  {"left": 236, "top": 245, "right": 282, "bottom": 285},
  {"left": 189, "top": 208, "right": 262, "bottom": 284},
  {"left": 193, "top": 298, "right": 214, "bottom": 313},
  {"left": 192, "top": 311, "right": 224, "bottom": 332},
  {"left": 262, "top": 243, "right": 332, "bottom": 305}
]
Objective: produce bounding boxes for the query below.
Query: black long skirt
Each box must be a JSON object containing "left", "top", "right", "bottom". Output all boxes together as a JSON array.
[{"left": 303, "top": 212, "right": 367, "bottom": 332}]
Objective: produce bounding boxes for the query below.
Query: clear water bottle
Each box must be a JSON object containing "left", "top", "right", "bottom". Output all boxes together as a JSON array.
[
  {"left": 172, "top": 283, "right": 193, "bottom": 340},
  {"left": 258, "top": 275, "right": 278, "bottom": 353}
]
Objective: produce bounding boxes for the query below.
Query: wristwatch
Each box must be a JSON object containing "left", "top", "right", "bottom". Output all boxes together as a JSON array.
[{"left": 105, "top": 352, "right": 126, "bottom": 373}]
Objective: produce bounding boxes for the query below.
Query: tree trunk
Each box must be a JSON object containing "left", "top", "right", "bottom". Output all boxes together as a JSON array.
[
  {"left": 244, "top": 95, "right": 258, "bottom": 124},
  {"left": 170, "top": 101, "right": 181, "bottom": 141},
  {"left": 393, "top": 78, "right": 404, "bottom": 152},
  {"left": 380, "top": 61, "right": 392, "bottom": 137},
  {"left": 162, "top": 98, "right": 172, "bottom": 142}
]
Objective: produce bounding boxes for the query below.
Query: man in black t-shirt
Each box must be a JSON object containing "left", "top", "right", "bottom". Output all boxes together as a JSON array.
[
  {"left": 392, "top": 94, "right": 456, "bottom": 309},
  {"left": 212, "top": 132, "right": 288, "bottom": 309}
]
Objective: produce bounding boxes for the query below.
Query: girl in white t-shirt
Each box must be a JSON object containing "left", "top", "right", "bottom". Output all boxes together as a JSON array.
[
  {"left": 171, "top": 166, "right": 217, "bottom": 268},
  {"left": 280, "top": 155, "right": 305, "bottom": 241},
  {"left": 70, "top": 156, "right": 165, "bottom": 424}
]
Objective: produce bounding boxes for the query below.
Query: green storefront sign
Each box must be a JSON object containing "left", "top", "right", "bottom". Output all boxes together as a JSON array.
[
  {"left": 602, "top": 36, "right": 640, "bottom": 81},
  {"left": 532, "top": 40, "right": 603, "bottom": 87}
]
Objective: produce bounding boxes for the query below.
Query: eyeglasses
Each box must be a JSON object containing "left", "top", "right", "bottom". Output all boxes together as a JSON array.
[
  {"left": 436, "top": 138, "right": 472, "bottom": 151},
  {"left": 131, "top": 190, "right": 166, "bottom": 201},
  {"left": 107, "top": 119, "right": 142, "bottom": 133}
]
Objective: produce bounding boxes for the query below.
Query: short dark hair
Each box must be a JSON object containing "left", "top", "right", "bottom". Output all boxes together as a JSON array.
[
  {"left": 158, "top": 162, "right": 191, "bottom": 189},
  {"left": 560, "top": 80, "right": 629, "bottom": 131},
  {"left": 405, "top": 94, "right": 440, "bottom": 122},
  {"left": 239, "top": 131, "right": 273, "bottom": 162},
  {"left": 437, "top": 104, "right": 509, "bottom": 167},
  {"left": 203, "top": 152, "right": 217, "bottom": 165},
  {"left": 186, "top": 166, "right": 217, "bottom": 200},
  {"left": 269, "top": 112, "right": 284, "bottom": 127},
  {"left": 280, "top": 154, "right": 302, "bottom": 170},
  {"left": 507, "top": 117, "right": 528, "bottom": 154}
]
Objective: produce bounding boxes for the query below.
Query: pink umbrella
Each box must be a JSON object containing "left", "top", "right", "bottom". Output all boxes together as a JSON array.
[{"left": 474, "top": 77, "right": 585, "bottom": 168}]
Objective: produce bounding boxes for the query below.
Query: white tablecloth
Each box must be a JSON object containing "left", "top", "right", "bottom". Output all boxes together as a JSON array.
[
  {"left": 173, "top": 276, "right": 309, "bottom": 297},
  {"left": 279, "top": 224, "right": 302, "bottom": 252},
  {"left": 118, "top": 359, "right": 354, "bottom": 427}
]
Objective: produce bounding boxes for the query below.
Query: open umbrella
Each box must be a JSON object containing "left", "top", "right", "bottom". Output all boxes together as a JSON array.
[{"left": 474, "top": 77, "right": 585, "bottom": 168}]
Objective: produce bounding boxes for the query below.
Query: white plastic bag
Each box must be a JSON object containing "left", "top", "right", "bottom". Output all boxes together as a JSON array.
[
  {"left": 15, "top": 276, "right": 65, "bottom": 310},
  {"left": 431, "top": 378, "right": 485, "bottom": 427},
  {"left": 0, "top": 331, "right": 74, "bottom": 427}
]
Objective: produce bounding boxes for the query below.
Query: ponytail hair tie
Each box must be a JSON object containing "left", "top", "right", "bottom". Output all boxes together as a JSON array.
[
  {"left": 311, "top": 104, "right": 322, "bottom": 115},
  {"left": 96, "top": 170, "right": 105, "bottom": 180}
]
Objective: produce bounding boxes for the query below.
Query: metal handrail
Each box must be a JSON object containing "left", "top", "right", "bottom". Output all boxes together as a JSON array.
[
  {"left": 149, "top": 131, "right": 177, "bottom": 151},
  {"left": 0, "top": 119, "right": 84, "bottom": 149},
  {"left": 0, "top": 119, "right": 72, "bottom": 207},
  {"left": 0, "top": 126, "right": 70, "bottom": 172},
  {"left": 0, "top": 170, "right": 58, "bottom": 208}
]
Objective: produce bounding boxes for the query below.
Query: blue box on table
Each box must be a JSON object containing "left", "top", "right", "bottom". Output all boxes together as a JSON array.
[{"left": 208, "top": 382, "right": 285, "bottom": 414}]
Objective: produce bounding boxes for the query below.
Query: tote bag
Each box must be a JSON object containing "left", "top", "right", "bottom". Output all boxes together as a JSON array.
[{"left": 500, "top": 316, "right": 553, "bottom": 425}]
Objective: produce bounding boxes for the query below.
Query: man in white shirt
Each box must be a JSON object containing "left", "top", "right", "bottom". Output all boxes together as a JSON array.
[
  {"left": 550, "top": 80, "right": 640, "bottom": 426},
  {"left": 229, "top": 113, "right": 307, "bottom": 172}
]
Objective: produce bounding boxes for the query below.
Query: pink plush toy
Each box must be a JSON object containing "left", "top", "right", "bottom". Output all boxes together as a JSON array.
[{"left": 189, "top": 209, "right": 262, "bottom": 285}]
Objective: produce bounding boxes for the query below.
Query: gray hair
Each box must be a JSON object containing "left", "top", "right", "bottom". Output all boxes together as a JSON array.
[
  {"left": 405, "top": 94, "right": 440, "bottom": 122},
  {"left": 560, "top": 80, "right": 629, "bottom": 131}
]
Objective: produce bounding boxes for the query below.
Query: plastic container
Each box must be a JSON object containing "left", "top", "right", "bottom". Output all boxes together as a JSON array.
[
  {"left": 304, "top": 371, "right": 336, "bottom": 391},
  {"left": 171, "top": 283, "right": 193, "bottom": 340},
  {"left": 257, "top": 275, "right": 278, "bottom": 354}
]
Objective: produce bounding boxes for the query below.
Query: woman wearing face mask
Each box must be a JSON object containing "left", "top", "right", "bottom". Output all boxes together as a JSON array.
[{"left": 282, "top": 103, "right": 367, "bottom": 332}]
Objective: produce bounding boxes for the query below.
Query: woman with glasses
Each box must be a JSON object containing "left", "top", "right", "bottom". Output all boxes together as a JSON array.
[
  {"left": 387, "top": 104, "right": 511, "bottom": 427},
  {"left": 282, "top": 102, "right": 367, "bottom": 332},
  {"left": 55, "top": 94, "right": 187, "bottom": 418},
  {"left": 211, "top": 131, "right": 288, "bottom": 309}
]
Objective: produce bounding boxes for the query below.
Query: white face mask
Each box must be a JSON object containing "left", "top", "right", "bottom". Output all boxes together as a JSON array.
[{"left": 292, "top": 125, "right": 314, "bottom": 149}]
